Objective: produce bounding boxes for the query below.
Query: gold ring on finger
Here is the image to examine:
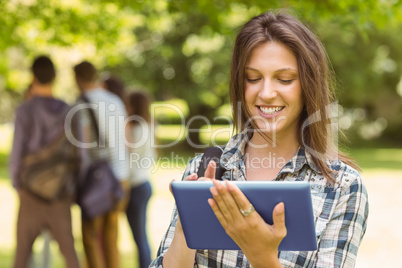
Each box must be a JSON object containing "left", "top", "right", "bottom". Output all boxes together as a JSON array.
[{"left": 240, "top": 203, "right": 255, "bottom": 217}]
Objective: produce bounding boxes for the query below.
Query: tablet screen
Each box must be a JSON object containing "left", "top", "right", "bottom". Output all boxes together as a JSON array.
[{"left": 171, "top": 180, "right": 317, "bottom": 251}]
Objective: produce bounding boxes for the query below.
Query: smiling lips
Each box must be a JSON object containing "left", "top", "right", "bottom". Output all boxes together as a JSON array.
[{"left": 258, "top": 106, "right": 284, "bottom": 115}]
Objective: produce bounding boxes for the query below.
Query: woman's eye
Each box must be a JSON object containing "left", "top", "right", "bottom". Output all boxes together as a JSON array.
[
  {"left": 246, "top": 78, "right": 260, "bottom": 83},
  {"left": 278, "top": 79, "right": 294, "bottom": 84}
]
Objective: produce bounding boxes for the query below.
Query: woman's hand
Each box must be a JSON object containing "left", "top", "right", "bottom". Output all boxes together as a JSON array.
[
  {"left": 168, "top": 160, "right": 217, "bottom": 232},
  {"left": 208, "top": 180, "right": 286, "bottom": 268},
  {"left": 163, "top": 161, "right": 217, "bottom": 268}
]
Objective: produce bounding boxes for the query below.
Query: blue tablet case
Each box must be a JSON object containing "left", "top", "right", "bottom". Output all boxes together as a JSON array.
[{"left": 171, "top": 181, "right": 317, "bottom": 251}]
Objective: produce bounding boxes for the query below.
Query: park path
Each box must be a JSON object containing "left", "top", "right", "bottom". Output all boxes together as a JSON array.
[
  {"left": 353, "top": 170, "right": 402, "bottom": 267},
  {"left": 1, "top": 168, "right": 401, "bottom": 267}
]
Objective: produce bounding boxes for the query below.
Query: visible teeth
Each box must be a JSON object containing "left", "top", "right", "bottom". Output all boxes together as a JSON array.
[{"left": 260, "top": 106, "right": 283, "bottom": 115}]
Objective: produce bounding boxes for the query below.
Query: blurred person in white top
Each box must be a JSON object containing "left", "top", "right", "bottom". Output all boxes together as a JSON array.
[{"left": 125, "top": 90, "right": 155, "bottom": 268}]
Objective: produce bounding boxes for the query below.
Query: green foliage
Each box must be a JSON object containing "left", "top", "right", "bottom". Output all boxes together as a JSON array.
[
  {"left": 0, "top": 0, "right": 401, "bottom": 141},
  {"left": 0, "top": 124, "right": 12, "bottom": 154}
]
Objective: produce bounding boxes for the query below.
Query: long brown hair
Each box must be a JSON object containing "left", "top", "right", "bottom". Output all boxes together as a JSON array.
[
  {"left": 103, "top": 75, "right": 126, "bottom": 101},
  {"left": 126, "top": 91, "right": 152, "bottom": 125},
  {"left": 230, "top": 10, "right": 359, "bottom": 181}
]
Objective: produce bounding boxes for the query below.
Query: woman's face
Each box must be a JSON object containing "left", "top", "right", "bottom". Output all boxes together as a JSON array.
[{"left": 244, "top": 41, "right": 304, "bottom": 140}]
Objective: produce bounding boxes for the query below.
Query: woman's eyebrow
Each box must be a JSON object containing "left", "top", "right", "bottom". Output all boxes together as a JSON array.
[
  {"left": 245, "top": 67, "right": 258, "bottom": 71},
  {"left": 274, "top": 67, "right": 298, "bottom": 73},
  {"left": 245, "top": 67, "right": 298, "bottom": 73}
]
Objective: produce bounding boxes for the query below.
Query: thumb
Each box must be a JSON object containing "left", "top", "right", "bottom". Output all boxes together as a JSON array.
[
  {"left": 169, "top": 179, "right": 175, "bottom": 195},
  {"left": 203, "top": 160, "right": 216, "bottom": 180},
  {"left": 272, "top": 202, "right": 287, "bottom": 238}
]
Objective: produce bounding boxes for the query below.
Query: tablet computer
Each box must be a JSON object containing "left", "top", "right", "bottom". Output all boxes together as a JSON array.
[{"left": 171, "top": 180, "right": 317, "bottom": 251}]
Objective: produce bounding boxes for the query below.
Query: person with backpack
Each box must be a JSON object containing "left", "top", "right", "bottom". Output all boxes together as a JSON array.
[
  {"left": 22, "top": 82, "right": 53, "bottom": 268},
  {"left": 73, "top": 61, "right": 130, "bottom": 268},
  {"left": 150, "top": 11, "right": 369, "bottom": 268},
  {"left": 9, "top": 55, "right": 80, "bottom": 268}
]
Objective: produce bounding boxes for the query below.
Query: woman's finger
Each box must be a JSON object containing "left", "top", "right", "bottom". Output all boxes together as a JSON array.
[
  {"left": 225, "top": 180, "right": 254, "bottom": 218},
  {"left": 211, "top": 180, "right": 235, "bottom": 223},
  {"left": 169, "top": 173, "right": 198, "bottom": 194},
  {"left": 272, "top": 202, "right": 287, "bottom": 238},
  {"left": 184, "top": 173, "right": 198, "bottom": 181},
  {"left": 203, "top": 160, "right": 216, "bottom": 180},
  {"left": 208, "top": 198, "right": 228, "bottom": 228},
  {"left": 168, "top": 179, "right": 175, "bottom": 195},
  {"left": 212, "top": 180, "right": 249, "bottom": 221}
]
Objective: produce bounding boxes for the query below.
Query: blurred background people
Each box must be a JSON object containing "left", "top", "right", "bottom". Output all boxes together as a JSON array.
[
  {"left": 125, "top": 91, "right": 155, "bottom": 268},
  {"left": 9, "top": 55, "right": 79, "bottom": 268},
  {"left": 23, "top": 83, "right": 34, "bottom": 101},
  {"left": 73, "top": 61, "right": 130, "bottom": 268},
  {"left": 103, "top": 74, "right": 155, "bottom": 268},
  {"left": 23, "top": 81, "right": 53, "bottom": 268},
  {"left": 102, "top": 75, "right": 126, "bottom": 101}
]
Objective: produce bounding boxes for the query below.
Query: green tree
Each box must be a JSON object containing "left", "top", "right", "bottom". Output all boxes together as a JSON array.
[{"left": 1, "top": 0, "right": 401, "bottom": 145}]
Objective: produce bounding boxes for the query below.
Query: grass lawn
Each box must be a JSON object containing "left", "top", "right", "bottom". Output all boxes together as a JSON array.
[{"left": 349, "top": 148, "right": 402, "bottom": 171}]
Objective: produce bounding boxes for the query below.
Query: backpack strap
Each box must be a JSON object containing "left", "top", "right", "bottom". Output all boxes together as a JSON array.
[
  {"left": 196, "top": 146, "right": 227, "bottom": 180},
  {"left": 80, "top": 95, "right": 102, "bottom": 141},
  {"left": 79, "top": 94, "right": 111, "bottom": 160}
]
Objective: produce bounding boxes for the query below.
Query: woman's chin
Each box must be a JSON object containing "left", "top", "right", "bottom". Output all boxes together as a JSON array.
[{"left": 253, "top": 124, "right": 281, "bottom": 135}]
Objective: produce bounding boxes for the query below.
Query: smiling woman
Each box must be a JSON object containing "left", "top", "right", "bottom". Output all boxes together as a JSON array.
[
  {"left": 150, "top": 10, "right": 369, "bottom": 268},
  {"left": 244, "top": 42, "right": 303, "bottom": 143}
]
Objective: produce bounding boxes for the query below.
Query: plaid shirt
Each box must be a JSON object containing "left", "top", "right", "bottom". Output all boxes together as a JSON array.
[{"left": 150, "top": 130, "right": 369, "bottom": 268}]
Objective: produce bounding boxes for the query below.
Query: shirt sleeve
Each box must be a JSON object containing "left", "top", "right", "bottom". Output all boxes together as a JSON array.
[
  {"left": 314, "top": 174, "right": 369, "bottom": 267},
  {"left": 9, "top": 107, "right": 29, "bottom": 190},
  {"left": 149, "top": 155, "right": 202, "bottom": 267}
]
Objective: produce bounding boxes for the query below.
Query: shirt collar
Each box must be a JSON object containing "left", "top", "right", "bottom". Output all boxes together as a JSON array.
[
  {"left": 220, "top": 128, "right": 321, "bottom": 175},
  {"left": 278, "top": 146, "right": 321, "bottom": 175},
  {"left": 220, "top": 129, "right": 251, "bottom": 170}
]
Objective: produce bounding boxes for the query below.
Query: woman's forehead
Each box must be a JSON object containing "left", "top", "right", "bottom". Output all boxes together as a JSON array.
[{"left": 245, "top": 42, "right": 298, "bottom": 73}]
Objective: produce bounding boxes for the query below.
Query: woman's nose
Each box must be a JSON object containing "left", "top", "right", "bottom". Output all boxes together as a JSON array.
[{"left": 258, "top": 80, "right": 277, "bottom": 99}]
